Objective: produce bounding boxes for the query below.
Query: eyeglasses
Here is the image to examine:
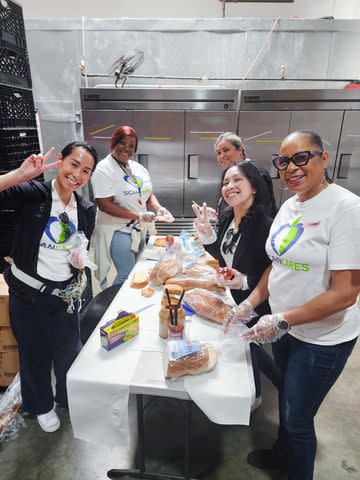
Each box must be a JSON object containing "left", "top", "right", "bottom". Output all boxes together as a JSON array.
[
  {"left": 222, "top": 228, "right": 240, "bottom": 255},
  {"left": 58, "top": 212, "right": 73, "bottom": 242},
  {"left": 272, "top": 150, "right": 323, "bottom": 171}
]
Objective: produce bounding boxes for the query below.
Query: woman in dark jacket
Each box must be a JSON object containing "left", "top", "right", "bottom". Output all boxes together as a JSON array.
[
  {"left": 0, "top": 142, "right": 97, "bottom": 433},
  {"left": 193, "top": 160, "right": 279, "bottom": 403}
]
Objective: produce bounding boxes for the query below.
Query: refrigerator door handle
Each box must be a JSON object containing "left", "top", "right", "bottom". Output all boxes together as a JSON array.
[
  {"left": 337, "top": 153, "right": 351, "bottom": 179},
  {"left": 138, "top": 154, "right": 149, "bottom": 170},
  {"left": 188, "top": 155, "right": 199, "bottom": 179}
]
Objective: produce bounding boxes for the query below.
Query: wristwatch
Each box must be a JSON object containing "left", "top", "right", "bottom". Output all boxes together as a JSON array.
[{"left": 277, "top": 317, "right": 291, "bottom": 331}]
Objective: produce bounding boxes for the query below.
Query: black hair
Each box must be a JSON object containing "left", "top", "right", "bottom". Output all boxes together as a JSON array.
[
  {"left": 286, "top": 130, "right": 332, "bottom": 183},
  {"left": 61, "top": 141, "right": 98, "bottom": 172},
  {"left": 220, "top": 160, "right": 269, "bottom": 235}
]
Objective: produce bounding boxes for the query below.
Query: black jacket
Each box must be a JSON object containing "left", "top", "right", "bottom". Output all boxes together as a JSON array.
[
  {"left": 0, "top": 180, "right": 95, "bottom": 295},
  {"left": 205, "top": 206, "right": 272, "bottom": 317}
]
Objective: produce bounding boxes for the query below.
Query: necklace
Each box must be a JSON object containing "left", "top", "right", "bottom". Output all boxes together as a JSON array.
[{"left": 114, "top": 156, "right": 143, "bottom": 206}]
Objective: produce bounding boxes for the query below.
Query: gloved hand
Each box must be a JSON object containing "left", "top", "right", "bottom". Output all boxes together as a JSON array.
[
  {"left": 217, "top": 267, "right": 245, "bottom": 290},
  {"left": 138, "top": 211, "right": 157, "bottom": 224},
  {"left": 156, "top": 206, "right": 175, "bottom": 223},
  {"left": 223, "top": 299, "right": 257, "bottom": 334},
  {"left": 192, "top": 202, "right": 217, "bottom": 244},
  {"left": 241, "top": 313, "right": 289, "bottom": 344}
]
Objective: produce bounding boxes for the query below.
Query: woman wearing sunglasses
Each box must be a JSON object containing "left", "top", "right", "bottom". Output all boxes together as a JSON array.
[
  {"left": 231, "top": 130, "right": 360, "bottom": 479},
  {"left": 0, "top": 142, "right": 98, "bottom": 433},
  {"left": 193, "top": 160, "right": 280, "bottom": 405}
]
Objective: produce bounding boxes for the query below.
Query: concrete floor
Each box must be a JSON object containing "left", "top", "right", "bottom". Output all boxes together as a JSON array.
[{"left": 1, "top": 264, "right": 360, "bottom": 479}]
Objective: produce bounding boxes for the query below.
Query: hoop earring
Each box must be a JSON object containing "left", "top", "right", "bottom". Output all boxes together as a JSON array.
[{"left": 280, "top": 181, "right": 288, "bottom": 191}]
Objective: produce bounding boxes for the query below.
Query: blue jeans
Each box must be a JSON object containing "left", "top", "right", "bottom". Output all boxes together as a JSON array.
[
  {"left": 110, "top": 230, "right": 145, "bottom": 286},
  {"left": 272, "top": 334, "right": 357, "bottom": 480}
]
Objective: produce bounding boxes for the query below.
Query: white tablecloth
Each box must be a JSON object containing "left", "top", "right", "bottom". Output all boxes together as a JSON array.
[{"left": 67, "top": 237, "right": 255, "bottom": 450}]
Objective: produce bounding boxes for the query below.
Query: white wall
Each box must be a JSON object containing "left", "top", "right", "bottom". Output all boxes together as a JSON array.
[{"left": 21, "top": 0, "right": 360, "bottom": 19}]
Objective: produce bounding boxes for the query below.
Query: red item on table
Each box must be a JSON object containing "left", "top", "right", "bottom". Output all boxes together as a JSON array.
[{"left": 217, "top": 266, "right": 235, "bottom": 281}]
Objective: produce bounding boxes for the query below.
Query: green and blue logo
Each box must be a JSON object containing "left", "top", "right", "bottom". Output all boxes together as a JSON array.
[{"left": 271, "top": 216, "right": 304, "bottom": 256}]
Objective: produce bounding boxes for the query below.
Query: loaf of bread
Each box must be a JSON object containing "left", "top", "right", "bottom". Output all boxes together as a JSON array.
[
  {"left": 165, "top": 275, "right": 224, "bottom": 292},
  {"left": 154, "top": 237, "right": 167, "bottom": 247},
  {"left": 184, "top": 288, "right": 231, "bottom": 323},
  {"left": 130, "top": 271, "right": 149, "bottom": 288},
  {"left": 149, "top": 258, "right": 182, "bottom": 285},
  {"left": 164, "top": 342, "right": 217, "bottom": 380},
  {"left": 204, "top": 258, "right": 220, "bottom": 270}
]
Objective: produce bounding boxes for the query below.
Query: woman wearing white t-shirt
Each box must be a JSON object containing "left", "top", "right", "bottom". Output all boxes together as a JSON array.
[
  {"left": 91, "top": 126, "right": 174, "bottom": 288},
  {"left": 229, "top": 130, "right": 360, "bottom": 479},
  {"left": 0, "top": 143, "right": 98, "bottom": 433}
]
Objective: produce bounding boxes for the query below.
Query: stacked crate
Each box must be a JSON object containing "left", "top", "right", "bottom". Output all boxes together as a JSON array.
[
  {"left": 0, "top": 275, "right": 19, "bottom": 387},
  {"left": 0, "top": 0, "right": 41, "bottom": 267}
]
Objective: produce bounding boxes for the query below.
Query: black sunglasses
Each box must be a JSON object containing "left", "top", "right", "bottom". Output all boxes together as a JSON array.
[
  {"left": 222, "top": 227, "right": 241, "bottom": 255},
  {"left": 272, "top": 150, "right": 323, "bottom": 171},
  {"left": 58, "top": 212, "right": 73, "bottom": 241}
]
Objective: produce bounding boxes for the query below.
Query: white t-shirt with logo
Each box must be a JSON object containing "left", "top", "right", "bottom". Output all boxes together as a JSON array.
[
  {"left": 266, "top": 183, "right": 360, "bottom": 345},
  {"left": 37, "top": 180, "right": 78, "bottom": 281},
  {"left": 91, "top": 155, "right": 153, "bottom": 232}
]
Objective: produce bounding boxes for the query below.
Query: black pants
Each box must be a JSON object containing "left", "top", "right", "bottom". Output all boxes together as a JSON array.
[{"left": 9, "top": 292, "right": 81, "bottom": 415}]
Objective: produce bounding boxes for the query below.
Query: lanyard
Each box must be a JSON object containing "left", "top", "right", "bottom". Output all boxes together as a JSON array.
[{"left": 117, "top": 160, "right": 143, "bottom": 206}]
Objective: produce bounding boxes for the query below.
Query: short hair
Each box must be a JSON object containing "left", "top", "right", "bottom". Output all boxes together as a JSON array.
[
  {"left": 286, "top": 130, "right": 324, "bottom": 150},
  {"left": 215, "top": 132, "right": 246, "bottom": 157},
  {"left": 61, "top": 141, "right": 98, "bottom": 171},
  {"left": 284, "top": 130, "right": 331, "bottom": 183},
  {"left": 221, "top": 160, "right": 269, "bottom": 209},
  {"left": 110, "top": 126, "right": 138, "bottom": 152}
]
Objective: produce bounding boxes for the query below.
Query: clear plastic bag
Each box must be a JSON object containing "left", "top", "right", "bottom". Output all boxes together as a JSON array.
[
  {"left": 0, "top": 373, "right": 26, "bottom": 443},
  {"left": 163, "top": 339, "right": 217, "bottom": 381},
  {"left": 66, "top": 231, "right": 97, "bottom": 271},
  {"left": 183, "top": 288, "right": 231, "bottom": 323},
  {"left": 165, "top": 263, "right": 225, "bottom": 292}
]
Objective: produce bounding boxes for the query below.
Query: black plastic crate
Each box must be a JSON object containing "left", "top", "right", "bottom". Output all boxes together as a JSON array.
[
  {"left": 0, "top": 0, "right": 26, "bottom": 49},
  {"left": 0, "top": 128, "right": 40, "bottom": 171},
  {"left": 0, "top": 84, "right": 36, "bottom": 128},
  {"left": 0, "top": 40, "right": 31, "bottom": 88}
]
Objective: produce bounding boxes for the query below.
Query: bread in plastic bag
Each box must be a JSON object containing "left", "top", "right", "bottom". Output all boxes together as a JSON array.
[
  {"left": 149, "top": 230, "right": 204, "bottom": 286},
  {"left": 0, "top": 373, "right": 26, "bottom": 443},
  {"left": 165, "top": 263, "right": 225, "bottom": 292},
  {"left": 184, "top": 288, "right": 231, "bottom": 323},
  {"left": 163, "top": 339, "right": 217, "bottom": 380}
]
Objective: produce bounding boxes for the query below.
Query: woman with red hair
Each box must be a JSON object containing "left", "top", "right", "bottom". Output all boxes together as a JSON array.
[{"left": 91, "top": 126, "right": 174, "bottom": 288}]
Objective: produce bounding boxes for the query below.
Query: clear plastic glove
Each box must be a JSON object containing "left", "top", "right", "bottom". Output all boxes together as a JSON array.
[
  {"left": 217, "top": 267, "right": 244, "bottom": 290},
  {"left": 193, "top": 204, "right": 218, "bottom": 220},
  {"left": 67, "top": 231, "right": 97, "bottom": 271},
  {"left": 138, "top": 211, "right": 157, "bottom": 224},
  {"left": 192, "top": 202, "right": 217, "bottom": 244},
  {"left": 156, "top": 206, "right": 175, "bottom": 223},
  {"left": 241, "top": 313, "right": 288, "bottom": 344},
  {"left": 223, "top": 299, "right": 257, "bottom": 334}
]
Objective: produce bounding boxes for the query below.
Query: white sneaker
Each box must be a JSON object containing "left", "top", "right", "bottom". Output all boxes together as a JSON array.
[{"left": 37, "top": 409, "right": 60, "bottom": 433}]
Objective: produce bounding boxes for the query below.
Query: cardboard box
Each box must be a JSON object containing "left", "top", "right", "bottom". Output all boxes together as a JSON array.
[
  {"left": 100, "top": 310, "right": 139, "bottom": 351},
  {"left": 0, "top": 351, "right": 19, "bottom": 382},
  {"left": 0, "top": 326, "right": 17, "bottom": 351},
  {"left": 0, "top": 275, "right": 9, "bottom": 327},
  {"left": 0, "top": 370, "right": 17, "bottom": 387}
]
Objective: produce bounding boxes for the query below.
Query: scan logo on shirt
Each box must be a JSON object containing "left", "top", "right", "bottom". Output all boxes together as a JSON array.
[
  {"left": 123, "top": 174, "right": 151, "bottom": 196},
  {"left": 40, "top": 216, "right": 76, "bottom": 251},
  {"left": 270, "top": 216, "right": 310, "bottom": 272}
]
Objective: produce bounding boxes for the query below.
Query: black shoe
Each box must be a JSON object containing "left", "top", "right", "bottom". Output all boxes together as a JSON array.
[{"left": 247, "top": 448, "right": 288, "bottom": 472}]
